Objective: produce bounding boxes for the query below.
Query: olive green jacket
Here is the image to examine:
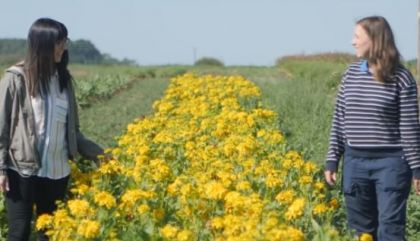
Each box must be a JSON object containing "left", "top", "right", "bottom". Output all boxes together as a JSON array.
[{"left": 0, "top": 65, "right": 103, "bottom": 176}]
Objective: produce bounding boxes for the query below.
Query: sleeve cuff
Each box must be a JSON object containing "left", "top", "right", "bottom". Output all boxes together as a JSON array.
[
  {"left": 325, "top": 161, "right": 338, "bottom": 172},
  {"left": 413, "top": 168, "right": 420, "bottom": 179},
  {"left": 0, "top": 169, "right": 6, "bottom": 176}
]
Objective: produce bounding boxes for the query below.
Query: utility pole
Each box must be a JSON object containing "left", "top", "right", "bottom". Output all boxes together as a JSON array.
[{"left": 417, "top": 0, "right": 420, "bottom": 79}]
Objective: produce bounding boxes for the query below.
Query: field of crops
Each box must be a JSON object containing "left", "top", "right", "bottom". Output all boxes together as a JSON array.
[{"left": 1, "top": 59, "right": 420, "bottom": 240}]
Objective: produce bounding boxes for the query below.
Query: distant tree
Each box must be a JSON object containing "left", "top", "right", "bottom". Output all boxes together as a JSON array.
[
  {"left": 0, "top": 38, "right": 136, "bottom": 65},
  {"left": 0, "top": 39, "right": 26, "bottom": 55},
  {"left": 275, "top": 52, "right": 356, "bottom": 66},
  {"left": 68, "top": 39, "right": 103, "bottom": 64},
  {"left": 0, "top": 39, "right": 26, "bottom": 64},
  {"left": 194, "top": 57, "right": 224, "bottom": 67}
]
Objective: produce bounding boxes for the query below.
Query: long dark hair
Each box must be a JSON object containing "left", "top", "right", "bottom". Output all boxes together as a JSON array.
[
  {"left": 24, "top": 18, "right": 72, "bottom": 96},
  {"left": 356, "top": 16, "right": 401, "bottom": 82}
]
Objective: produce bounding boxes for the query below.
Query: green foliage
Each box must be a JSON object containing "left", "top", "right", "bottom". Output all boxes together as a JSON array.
[
  {"left": 276, "top": 52, "right": 356, "bottom": 66},
  {"left": 257, "top": 61, "right": 344, "bottom": 164},
  {"left": 0, "top": 39, "right": 26, "bottom": 65},
  {"left": 0, "top": 38, "right": 136, "bottom": 65},
  {"left": 74, "top": 73, "right": 133, "bottom": 108},
  {"left": 78, "top": 71, "right": 169, "bottom": 147},
  {"left": 68, "top": 39, "right": 103, "bottom": 64},
  {"left": 69, "top": 65, "right": 188, "bottom": 109},
  {"left": 407, "top": 191, "right": 420, "bottom": 241},
  {"left": 194, "top": 57, "right": 224, "bottom": 67},
  {"left": 0, "top": 195, "right": 7, "bottom": 241},
  {"left": 0, "top": 61, "right": 419, "bottom": 240}
]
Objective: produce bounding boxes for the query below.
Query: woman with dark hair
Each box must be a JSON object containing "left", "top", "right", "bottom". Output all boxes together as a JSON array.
[
  {"left": 325, "top": 16, "right": 420, "bottom": 240},
  {"left": 0, "top": 18, "right": 104, "bottom": 241}
]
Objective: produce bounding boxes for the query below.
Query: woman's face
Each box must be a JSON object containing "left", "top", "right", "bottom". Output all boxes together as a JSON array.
[
  {"left": 352, "top": 24, "right": 372, "bottom": 58},
  {"left": 54, "top": 38, "right": 68, "bottom": 63}
]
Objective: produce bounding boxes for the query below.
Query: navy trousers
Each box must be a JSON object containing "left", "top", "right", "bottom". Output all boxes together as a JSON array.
[{"left": 343, "top": 146, "right": 412, "bottom": 241}]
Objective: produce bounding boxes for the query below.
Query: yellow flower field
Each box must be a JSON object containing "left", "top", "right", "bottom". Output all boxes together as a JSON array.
[{"left": 37, "top": 73, "right": 342, "bottom": 240}]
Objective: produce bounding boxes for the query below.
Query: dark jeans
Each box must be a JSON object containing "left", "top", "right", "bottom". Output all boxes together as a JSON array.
[
  {"left": 5, "top": 169, "right": 69, "bottom": 241},
  {"left": 343, "top": 146, "right": 412, "bottom": 241}
]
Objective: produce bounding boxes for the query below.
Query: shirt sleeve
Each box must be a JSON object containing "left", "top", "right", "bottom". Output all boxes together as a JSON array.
[
  {"left": 325, "top": 73, "right": 346, "bottom": 172},
  {"left": 398, "top": 75, "right": 420, "bottom": 178},
  {"left": 0, "top": 73, "right": 16, "bottom": 175}
]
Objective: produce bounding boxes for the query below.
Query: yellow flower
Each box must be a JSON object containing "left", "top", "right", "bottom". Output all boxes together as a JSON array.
[
  {"left": 264, "top": 217, "right": 278, "bottom": 228},
  {"left": 275, "top": 190, "right": 295, "bottom": 204},
  {"left": 97, "top": 160, "right": 123, "bottom": 175},
  {"left": 265, "top": 226, "right": 304, "bottom": 241},
  {"left": 160, "top": 224, "right": 178, "bottom": 238},
  {"left": 223, "top": 142, "right": 236, "bottom": 156},
  {"left": 211, "top": 217, "right": 224, "bottom": 229},
  {"left": 52, "top": 209, "right": 70, "bottom": 226},
  {"left": 257, "top": 129, "right": 266, "bottom": 137},
  {"left": 298, "top": 175, "right": 313, "bottom": 185},
  {"left": 204, "top": 181, "right": 227, "bottom": 200},
  {"left": 265, "top": 173, "right": 283, "bottom": 188},
  {"left": 285, "top": 198, "right": 305, "bottom": 220},
  {"left": 314, "top": 181, "right": 325, "bottom": 191},
  {"left": 150, "top": 159, "right": 171, "bottom": 181},
  {"left": 68, "top": 199, "right": 92, "bottom": 218},
  {"left": 304, "top": 161, "right": 318, "bottom": 174},
  {"left": 313, "top": 203, "right": 328, "bottom": 215},
  {"left": 180, "top": 184, "right": 192, "bottom": 197},
  {"left": 137, "top": 204, "right": 150, "bottom": 214},
  {"left": 286, "top": 227, "right": 305, "bottom": 241},
  {"left": 281, "top": 159, "right": 293, "bottom": 170},
  {"left": 121, "top": 189, "right": 156, "bottom": 209},
  {"left": 94, "top": 191, "right": 116, "bottom": 209},
  {"left": 153, "top": 208, "right": 165, "bottom": 221},
  {"left": 360, "top": 233, "right": 373, "bottom": 241},
  {"left": 177, "top": 229, "right": 192, "bottom": 241},
  {"left": 70, "top": 184, "right": 90, "bottom": 195},
  {"left": 36, "top": 214, "right": 53, "bottom": 230},
  {"left": 77, "top": 220, "right": 100, "bottom": 239},
  {"left": 235, "top": 181, "right": 251, "bottom": 191},
  {"left": 329, "top": 198, "right": 340, "bottom": 210},
  {"left": 285, "top": 150, "right": 301, "bottom": 160}
]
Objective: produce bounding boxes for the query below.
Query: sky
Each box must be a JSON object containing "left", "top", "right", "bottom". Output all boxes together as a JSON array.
[{"left": 0, "top": 0, "right": 417, "bottom": 66}]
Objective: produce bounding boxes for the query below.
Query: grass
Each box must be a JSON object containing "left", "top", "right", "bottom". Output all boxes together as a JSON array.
[
  {"left": 261, "top": 60, "right": 347, "bottom": 164},
  {"left": 76, "top": 65, "right": 292, "bottom": 149},
  {"left": 68, "top": 63, "right": 340, "bottom": 168},
  {"left": 1, "top": 60, "right": 420, "bottom": 240},
  {"left": 78, "top": 76, "right": 169, "bottom": 148}
]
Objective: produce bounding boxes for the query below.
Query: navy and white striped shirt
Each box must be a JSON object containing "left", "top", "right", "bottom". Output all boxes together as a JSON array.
[{"left": 326, "top": 60, "right": 420, "bottom": 177}]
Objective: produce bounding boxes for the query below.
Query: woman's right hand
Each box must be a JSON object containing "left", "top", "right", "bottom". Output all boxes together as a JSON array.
[
  {"left": 324, "top": 170, "right": 337, "bottom": 186},
  {"left": 0, "top": 174, "right": 9, "bottom": 192}
]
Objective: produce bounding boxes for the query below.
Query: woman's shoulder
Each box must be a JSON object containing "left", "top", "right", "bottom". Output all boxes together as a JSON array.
[
  {"left": 393, "top": 64, "right": 416, "bottom": 87},
  {"left": 6, "top": 62, "right": 25, "bottom": 75},
  {"left": 1, "top": 62, "right": 25, "bottom": 87}
]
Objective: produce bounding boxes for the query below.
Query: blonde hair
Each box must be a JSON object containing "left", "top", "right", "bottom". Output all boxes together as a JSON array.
[{"left": 357, "top": 16, "right": 401, "bottom": 82}]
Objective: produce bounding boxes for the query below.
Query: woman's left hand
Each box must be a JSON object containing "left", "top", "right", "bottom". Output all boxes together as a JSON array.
[
  {"left": 95, "top": 153, "right": 113, "bottom": 166},
  {"left": 413, "top": 178, "right": 420, "bottom": 195}
]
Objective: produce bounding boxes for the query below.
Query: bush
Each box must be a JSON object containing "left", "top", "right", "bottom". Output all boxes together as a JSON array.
[
  {"left": 276, "top": 53, "right": 356, "bottom": 67},
  {"left": 0, "top": 195, "right": 7, "bottom": 241},
  {"left": 194, "top": 57, "right": 224, "bottom": 67}
]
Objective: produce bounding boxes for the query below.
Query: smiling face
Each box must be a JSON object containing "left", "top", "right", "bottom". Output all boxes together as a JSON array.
[{"left": 352, "top": 24, "right": 372, "bottom": 58}]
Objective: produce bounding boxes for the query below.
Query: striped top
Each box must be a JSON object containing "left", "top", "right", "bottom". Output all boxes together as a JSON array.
[
  {"left": 32, "top": 73, "right": 70, "bottom": 179},
  {"left": 326, "top": 60, "right": 420, "bottom": 177}
]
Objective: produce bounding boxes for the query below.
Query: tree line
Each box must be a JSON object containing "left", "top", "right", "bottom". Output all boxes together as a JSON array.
[{"left": 0, "top": 38, "right": 136, "bottom": 65}]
